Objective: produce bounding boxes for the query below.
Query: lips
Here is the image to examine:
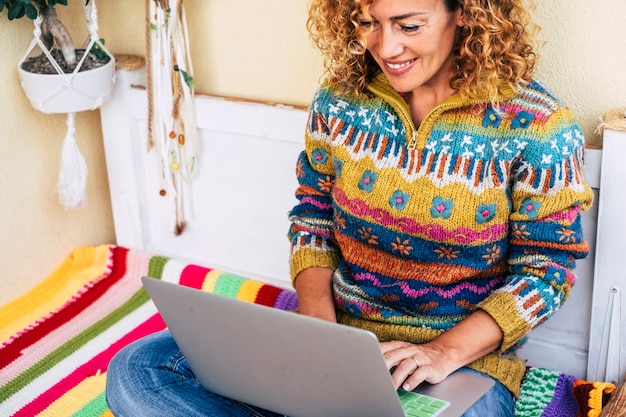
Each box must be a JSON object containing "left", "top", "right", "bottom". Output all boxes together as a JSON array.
[{"left": 384, "top": 58, "right": 416, "bottom": 75}]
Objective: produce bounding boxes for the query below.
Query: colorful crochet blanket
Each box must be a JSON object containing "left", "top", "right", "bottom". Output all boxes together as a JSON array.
[{"left": 0, "top": 245, "right": 615, "bottom": 417}]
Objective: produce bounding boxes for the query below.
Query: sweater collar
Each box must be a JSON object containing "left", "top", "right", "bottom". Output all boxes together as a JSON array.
[{"left": 366, "top": 72, "right": 517, "bottom": 149}]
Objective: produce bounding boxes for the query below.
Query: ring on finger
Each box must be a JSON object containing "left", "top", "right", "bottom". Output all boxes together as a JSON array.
[{"left": 408, "top": 357, "right": 419, "bottom": 375}]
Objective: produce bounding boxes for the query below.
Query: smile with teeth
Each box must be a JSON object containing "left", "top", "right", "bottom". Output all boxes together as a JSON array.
[{"left": 385, "top": 59, "right": 416, "bottom": 70}]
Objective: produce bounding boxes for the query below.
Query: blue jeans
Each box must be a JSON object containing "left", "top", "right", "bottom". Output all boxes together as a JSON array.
[{"left": 106, "top": 330, "right": 515, "bottom": 417}]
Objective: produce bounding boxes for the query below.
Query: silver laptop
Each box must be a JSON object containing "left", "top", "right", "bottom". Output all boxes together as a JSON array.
[{"left": 142, "top": 277, "right": 494, "bottom": 417}]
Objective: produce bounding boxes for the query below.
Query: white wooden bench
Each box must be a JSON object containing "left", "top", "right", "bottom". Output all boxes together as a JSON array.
[{"left": 101, "top": 67, "right": 625, "bottom": 385}]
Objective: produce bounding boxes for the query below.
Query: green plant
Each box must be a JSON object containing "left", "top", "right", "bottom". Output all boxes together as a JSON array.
[
  {"left": 2, "top": 0, "right": 64, "bottom": 19},
  {"left": 1, "top": 1, "right": 91, "bottom": 68}
]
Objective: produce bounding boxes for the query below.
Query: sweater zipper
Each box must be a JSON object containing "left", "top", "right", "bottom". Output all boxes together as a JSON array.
[
  {"left": 409, "top": 98, "right": 487, "bottom": 149},
  {"left": 368, "top": 77, "right": 513, "bottom": 150},
  {"left": 382, "top": 92, "right": 475, "bottom": 150},
  {"left": 386, "top": 93, "right": 420, "bottom": 149}
]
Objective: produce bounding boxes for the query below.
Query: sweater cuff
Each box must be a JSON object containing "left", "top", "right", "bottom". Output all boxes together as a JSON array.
[
  {"left": 290, "top": 248, "right": 340, "bottom": 287},
  {"left": 477, "top": 292, "right": 531, "bottom": 352}
]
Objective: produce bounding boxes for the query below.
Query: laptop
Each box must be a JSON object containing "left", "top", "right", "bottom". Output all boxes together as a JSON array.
[{"left": 142, "top": 277, "right": 495, "bottom": 417}]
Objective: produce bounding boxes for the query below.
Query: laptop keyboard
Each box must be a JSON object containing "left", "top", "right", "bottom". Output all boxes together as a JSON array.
[{"left": 398, "top": 389, "right": 451, "bottom": 417}]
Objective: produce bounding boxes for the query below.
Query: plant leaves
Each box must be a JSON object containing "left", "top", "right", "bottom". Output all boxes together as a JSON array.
[
  {"left": 89, "top": 38, "right": 108, "bottom": 60},
  {"left": 7, "top": 3, "right": 25, "bottom": 20},
  {"left": 180, "top": 69, "right": 195, "bottom": 90},
  {"left": 24, "top": 3, "right": 37, "bottom": 19}
]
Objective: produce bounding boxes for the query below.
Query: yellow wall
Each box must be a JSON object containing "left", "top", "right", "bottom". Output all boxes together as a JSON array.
[{"left": 1, "top": 0, "right": 624, "bottom": 305}]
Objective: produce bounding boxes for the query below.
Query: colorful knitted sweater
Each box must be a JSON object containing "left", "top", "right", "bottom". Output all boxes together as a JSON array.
[{"left": 288, "top": 73, "right": 594, "bottom": 397}]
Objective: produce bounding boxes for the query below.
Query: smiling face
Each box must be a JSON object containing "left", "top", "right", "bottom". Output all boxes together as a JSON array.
[{"left": 359, "top": 0, "right": 464, "bottom": 97}]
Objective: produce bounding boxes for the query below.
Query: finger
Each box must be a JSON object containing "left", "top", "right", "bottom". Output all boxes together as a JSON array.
[
  {"left": 401, "top": 359, "right": 429, "bottom": 391},
  {"left": 402, "top": 370, "right": 426, "bottom": 392},
  {"left": 380, "top": 343, "right": 406, "bottom": 368},
  {"left": 403, "top": 364, "right": 449, "bottom": 390},
  {"left": 390, "top": 356, "right": 420, "bottom": 389},
  {"left": 379, "top": 340, "right": 408, "bottom": 354}
]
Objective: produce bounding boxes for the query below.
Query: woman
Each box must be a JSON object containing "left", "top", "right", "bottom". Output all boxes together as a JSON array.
[
  {"left": 289, "top": 0, "right": 592, "bottom": 415},
  {"left": 106, "top": 0, "right": 593, "bottom": 416}
]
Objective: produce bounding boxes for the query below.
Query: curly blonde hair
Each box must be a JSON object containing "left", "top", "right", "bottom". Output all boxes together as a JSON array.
[{"left": 307, "top": 0, "right": 539, "bottom": 103}]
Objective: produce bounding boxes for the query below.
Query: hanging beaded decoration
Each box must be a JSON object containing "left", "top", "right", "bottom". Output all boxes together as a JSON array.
[
  {"left": 17, "top": 0, "right": 115, "bottom": 209},
  {"left": 146, "top": 0, "right": 199, "bottom": 235}
]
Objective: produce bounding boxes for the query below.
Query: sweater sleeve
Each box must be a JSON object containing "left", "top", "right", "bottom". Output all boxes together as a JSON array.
[
  {"left": 288, "top": 92, "right": 341, "bottom": 285},
  {"left": 477, "top": 108, "right": 594, "bottom": 352}
]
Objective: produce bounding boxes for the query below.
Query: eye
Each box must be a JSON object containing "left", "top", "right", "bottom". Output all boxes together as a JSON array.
[
  {"left": 356, "top": 12, "right": 380, "bottom": 31},
  {"left": 400, "top": 24, "right": 421, "bottom": 33}
]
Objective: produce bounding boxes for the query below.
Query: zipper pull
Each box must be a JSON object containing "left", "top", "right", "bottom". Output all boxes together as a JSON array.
[{"left": 408, "top": 131, "right": 418, "bottom": 149}]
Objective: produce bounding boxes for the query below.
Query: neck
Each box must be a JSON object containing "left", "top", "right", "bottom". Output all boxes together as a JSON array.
[{"left": 406, "top": 87, "right": 456, "bottom": 126}]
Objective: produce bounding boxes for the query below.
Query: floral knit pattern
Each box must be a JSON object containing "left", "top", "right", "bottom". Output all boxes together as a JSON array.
[{"left": 288, "top": 74, "right": 594, "bottom": 396}]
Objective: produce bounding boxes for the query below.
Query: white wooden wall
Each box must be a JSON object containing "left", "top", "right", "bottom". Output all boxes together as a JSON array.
[
  {"left": 100, "top": 68, "right": 620, "bottom": 382},
  {"left": 586, "top": 130, "right": 626, "bottom": 385},
  {"left": 100, "top": 68, "right": 306, "bottom": 287}
]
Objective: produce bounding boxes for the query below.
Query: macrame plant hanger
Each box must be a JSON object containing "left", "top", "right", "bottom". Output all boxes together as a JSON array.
[
  {"left": 18, "top": 0, "right": 115, "bottom": 209},
  {"left": 146, "top": 0, "right": 199, "bottom": 235}
]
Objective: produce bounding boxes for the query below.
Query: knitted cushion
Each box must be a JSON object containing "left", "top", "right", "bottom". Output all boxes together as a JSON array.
[
  {"left": 572, "top": 379, "right": 616, "bottom": 417},
  {"left": 515, "top": 367, "right": 617, "bottom": 417},
  {"left": 597, "top": 376, "right": 625, "bottom": 417},
  {"left": 515, "top": 367, "right": 579, "bottom": 417}
]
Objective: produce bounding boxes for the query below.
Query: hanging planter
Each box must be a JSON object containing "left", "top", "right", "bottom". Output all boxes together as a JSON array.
[
  {"left": 16, "top": 2, "right": 116, "bottom": 114},
  {"left": 3, "top": 0, "right": 115, "bottom": 209},
  {"left": 18, "top": 48, "right": 115, "bottom": 114}
]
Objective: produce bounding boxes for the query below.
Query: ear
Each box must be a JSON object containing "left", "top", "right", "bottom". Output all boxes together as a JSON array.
[{"left": 454, "top": 7, "right": 466, "bottom": 27}]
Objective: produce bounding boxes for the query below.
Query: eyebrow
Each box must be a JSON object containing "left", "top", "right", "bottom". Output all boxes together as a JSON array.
[
  {"left": 366, "top": 11, "right": 427, "bottom": 22},
  {"left": 391, "top": 12, "right": 427, "bottom": 21}
]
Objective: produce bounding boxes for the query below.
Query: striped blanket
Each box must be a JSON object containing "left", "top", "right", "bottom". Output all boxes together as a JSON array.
[
  {"left": 0, "top": 245, "right": 298, "bottom": 417},
  {"left": 0, "top": 245, "right": 615, "bottom": 417}
]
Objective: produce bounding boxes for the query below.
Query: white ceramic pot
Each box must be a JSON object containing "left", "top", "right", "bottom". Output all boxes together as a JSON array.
[{"left": 18, "top": 57, "right": 116, "bottom": 114}]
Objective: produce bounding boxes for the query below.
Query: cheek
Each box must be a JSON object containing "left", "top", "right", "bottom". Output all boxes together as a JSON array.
[
  {"left": 423, "top": 30, "right": 457, "bottom": 59},
  {"left": 363, "top": 32, "right": 378, "bottom": 52}
]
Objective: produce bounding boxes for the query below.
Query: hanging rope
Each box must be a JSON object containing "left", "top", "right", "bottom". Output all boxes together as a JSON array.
[
  {"left": 596, "top": 107, "right": 626, "bottom": 135},
  {"left": 146, "top": 0, "right": 199, "bottom": 235},
  {"left": 145, "top": 0, "right": 154, "bottom": 150}
]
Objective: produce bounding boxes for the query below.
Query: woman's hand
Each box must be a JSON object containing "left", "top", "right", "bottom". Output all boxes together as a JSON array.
[
  {"left": 381, "top": 309, "right": 504, "bottom": 391},
  {"left": 381, "top": 340, "right": 452, "bottom": 391}
]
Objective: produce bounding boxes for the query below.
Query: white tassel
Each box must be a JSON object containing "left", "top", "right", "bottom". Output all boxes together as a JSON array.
[{"left": 56, "top": 112, "right": 88, "bottom": 209}]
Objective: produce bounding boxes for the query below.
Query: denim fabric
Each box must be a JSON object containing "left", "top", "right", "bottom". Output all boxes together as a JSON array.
[
  {"left": 106, "top": 330, "right": 285, "bottom": 417},
  {"left": 106, "top": 330, "right": 514, "bottom": 417},
  {"left": 456, "top": 368, "right": 515, "bottom": 417}
]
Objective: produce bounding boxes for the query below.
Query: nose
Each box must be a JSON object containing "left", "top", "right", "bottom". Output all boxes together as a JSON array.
[{"left": 371, "top": 27, "right": 403, "bottom": 59}]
